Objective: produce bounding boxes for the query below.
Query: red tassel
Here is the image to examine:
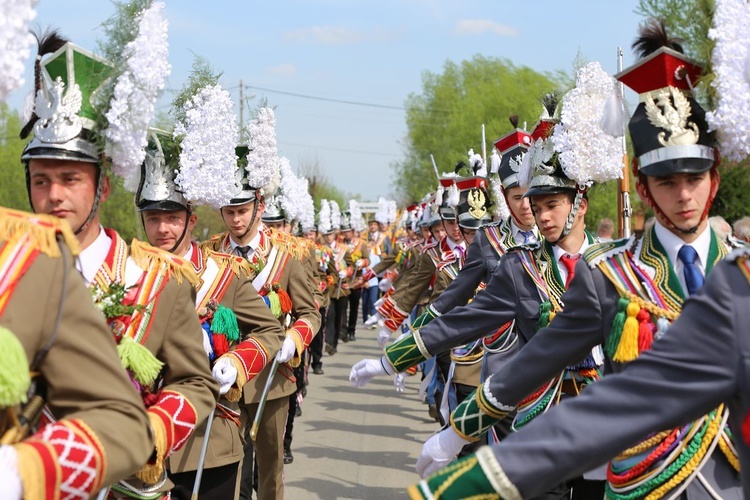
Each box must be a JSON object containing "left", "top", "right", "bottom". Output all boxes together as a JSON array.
[
  {"left": 636, "top": 309, "right": 654, "bottom": 353},
  {"left": 213, "top": 334, "right": 230, "bottom": 358},
  {"left": 276, "top": 289, "right": 293, "bottom": 314}
]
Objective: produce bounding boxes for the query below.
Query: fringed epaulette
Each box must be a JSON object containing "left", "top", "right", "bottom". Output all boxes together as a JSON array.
[
  {"left": 728, "top": 245, "right": 750, "bottom": 262},
  {"left": 506, "top": 241, "right": 542, "bottom": 254},
  {"left": 583, "top": 236, "right": 634, "bottom": 269},
  {"left": 205, "top": 249, "right": 255, "bottom": 279},
  {"left": 129, "top": 239, "right": 201, "bottom": 287},
  {"left": 268, "top": 229, "right": 306, "bottom": 259},
  {"left": 0, "top": 208, "right": 80, "bottom": 257},
  {"left": 200, "top": 233, "right": 226, "bottom": 253}
]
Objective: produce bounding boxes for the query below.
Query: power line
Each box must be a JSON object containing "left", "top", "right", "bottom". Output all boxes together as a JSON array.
[{"left": 246, "top": 84, "right": 453, "bottom": 114}]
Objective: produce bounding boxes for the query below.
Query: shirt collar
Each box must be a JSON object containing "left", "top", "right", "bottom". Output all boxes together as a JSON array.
[
  {"left": 229, "top": 230, "right": 262, "bottom": 254},
  {"left": 552, "top": 237, "right": 590, "bottom": 264},
  {"left": 653, "top": 220, "right": 712, "bottom": 270},
  {"left": 76, "top": 226, "right": 111, "bottom": 286},
  {"left": 510, "top": 218, "right": 538, "bottom": 245},
  {"left": 183, "top": 244, "right": 194, "bottom": 261}
]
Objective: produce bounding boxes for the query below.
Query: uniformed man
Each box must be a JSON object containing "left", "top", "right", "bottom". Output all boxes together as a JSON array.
[
  {"left": 0, "top": 208, "right": 154, "bottom": 500},
  {"left": 133, "top": 131, "right": 285, "bottom": 498},
  {"left": 202, "top": 107, "right": 320, "bottom": 500},
  {"left": 339, "top": 207, "right": 371, "bottom": 342},
  {"left": 412, "top": 23, "right": 744, "bottom": 499},
  {"left": 21, "top": 38, "right": 218, "bottom": 497}
]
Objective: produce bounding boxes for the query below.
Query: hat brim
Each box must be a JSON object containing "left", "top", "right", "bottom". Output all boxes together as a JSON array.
[
  {"left": 138, "top": 200, "right": 188, "bottom": 213},
  {"left": 524, "top": 186, "right": 576, "bottom": 198},
  {"left": 639, "top": 157, "right": 715, "bottom": 177}
]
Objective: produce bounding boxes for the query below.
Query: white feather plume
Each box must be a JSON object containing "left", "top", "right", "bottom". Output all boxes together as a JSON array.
[
  {"left": 349, "top": 200, "right": 366, "bottom": 232},
  {"left": 330, "top": 200, "right": 341, "bottom": 230},
  {"left": 318, "top": 199, "right": 332, "bottom": 234},
  {"left": 245, "top": 106, "right": 280, "bottom": 197}
]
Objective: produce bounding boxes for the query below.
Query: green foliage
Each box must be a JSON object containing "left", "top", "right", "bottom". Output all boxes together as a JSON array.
[
  {"left": 99, "top": 175, "right": 141, "bottom": 240},
  {"left": 392, "top": 55, "right": 572, "bottom": 201},
  {"left": 172, "top": 56, "right": 221, "bottom": 125},
  {"left": 585, "top": 181, "right": 619, "bottom": 230},
  {"left": 0, "top": 105, "right": 30, "bottom": 210},
  {"left": 711, "top": 161, "right": 750, "bottom": 224}
]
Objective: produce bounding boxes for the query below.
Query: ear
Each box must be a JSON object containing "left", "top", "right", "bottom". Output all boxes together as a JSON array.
[
  {"left": 100, "top": 174, "right": 111, "bottom": 204},
  {"left": 188, "top": 213, "right": 198, "bottom": 233},
  {"left": 577, "top": 197, "right": 588, "bottom": 219}
]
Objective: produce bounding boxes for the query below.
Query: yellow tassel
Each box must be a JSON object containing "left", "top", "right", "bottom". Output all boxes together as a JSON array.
[
  {"left": 0, "top": 208, "right": 80, "bottom": 257},
  {"left": 613, "top": 302, "right": 641, "bottom": 362},
  {"left": 208, "top": 250, "right": 254, "bottom": 279},
  {"left": 130, "top": 239, "right": 200, "bottom": 287}
]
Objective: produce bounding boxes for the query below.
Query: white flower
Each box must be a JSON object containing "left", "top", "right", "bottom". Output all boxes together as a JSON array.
[
  {"left": 0, "top": 0, "right": 37, "bottom": 103},
  {"left": 245, "top": 107, "right": 280, "bottom": 196},
  {"left": 552, "top": 61, "right": 622, "bottom": 186},
  {"left": 349, "top": 200, "right": 366, "bottom": 232},
  {"left": 318, "top": 199, "right": 332, "bottom": 234},
  {"left": 104, "top": 1, "right": 171, "bottom": 192},
  {"left": 330, "top": 200, "right": 341, "bottom": 230},
  {"left": 706, "top": 0, "right": 750, "bottom": 162},
  {"left": 174, "top": 84, "right": 240, "bottom": 209}
]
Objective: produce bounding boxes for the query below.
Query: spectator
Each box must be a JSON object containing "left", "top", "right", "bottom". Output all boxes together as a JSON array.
[
  {"left": 733, "top": 216, "right": 750, "bottom": 242},
  {"left": 709, "top": 215, "right": 732, "bottom": 243},
  {"left": 596, "top": 217, "right": 614, "bottom": 242}
]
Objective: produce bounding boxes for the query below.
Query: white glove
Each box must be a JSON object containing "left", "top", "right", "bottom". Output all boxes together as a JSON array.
[
  {"left": 377, "top": 326, "right": 394, "bottom": 349},
  {"left": 355, "top": 259, "right": 365, "bottom": 268},
  {"left": 278, "top": 336, "right": 297, "bottom": 363},
  {"left": 373, "top": 297, "right": 385, "bottom": 309},
  {"left": 416, "top": 426, "right": 471, "bottom": 478},
  {"left": 349, "top": 356, "right": 395, "bottom": 388},
  {"left": 0, "top": 446, "right": 23, "bottom": 500},
  {"left": 212, "top": 357, "right": 238, "bottom": 395},
  {"left": 338, "top": 269, "right": 348, "bottom": 279},
  {"left": 202, "top": 328, "right": 213, "bottom": 358},
  {"left": 378, "top": 278, "right": 392, "bottom": 292},
  {"left": 393, "top": 373, "right": 406, "bottom": 393},
  {"left": 364, "top": 311, "right": 383, "bottom": 327}
]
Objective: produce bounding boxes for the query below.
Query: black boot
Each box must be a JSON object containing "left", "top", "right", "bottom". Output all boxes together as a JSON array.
[{"left": 284, "top": 448, "right": 294, "bottom": 464}]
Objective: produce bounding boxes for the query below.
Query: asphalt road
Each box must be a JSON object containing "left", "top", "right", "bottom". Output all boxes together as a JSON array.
[{"left": 284, "top": 325, "right": 438, "bottom": 499}]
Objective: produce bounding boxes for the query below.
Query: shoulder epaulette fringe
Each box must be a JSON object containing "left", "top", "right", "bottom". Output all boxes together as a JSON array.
[
  {"left": 129, "top": 239, "right": 201, "bottom": 287},
  {"left": 206, "top": 249, "right": 255, "bottom": 279},
  {"left": 0, "top": 208, "right": 80, "bottom": 257},
  {"left": 507, "top": 241, "right": 542, "bottom": 253},
  {"left": 727, "top": 245, "right": 750, "bottom": 262},
  {"left": 583, "top": 236, "right": 633, "bottom": 268},
  {"left": 200, "top": 233, "right": 225, "bottom": 253},
  {"left": 268, "top": 229, "right": 306, "bottom": 259}
]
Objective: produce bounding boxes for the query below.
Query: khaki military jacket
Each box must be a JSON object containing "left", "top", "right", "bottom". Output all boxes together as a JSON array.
[{"left": 0, "top": 209, "right": 151, "bottom": 498}]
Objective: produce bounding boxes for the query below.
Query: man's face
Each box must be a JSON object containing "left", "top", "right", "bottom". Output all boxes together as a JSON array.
[
  {"left": 368, "top": 221, "right": 380, "bottom": 233},
  {"left": 28, "top": 159, "right": 110, "bottom": 228},
  {"left": 645, "top": 171, "right": 713, "bottom": 234},
  {"left": 143, "top": 209, "right": 195, "bottom": 254},
  {"left": 461, "top": 227, "right": 477, "bottom": 245},
  {"left": 323, "top": 232, "right": 336, "bottom": 244},
  {"left": 265, "top": 220, "right": 287, "bottom": 232},
  {"left": 406, "top": 228, "right": 418, "bottom": 241},
  {"left": 430, "top": 224, "right": 446, "bottom": 240},
  {"left": 505, "top": 186, "right": 535, "bottom": 228},
  {"left": 305, "top": 230, "right": 318, "bottom": 241},
  {"left": 441, "top": 218, "right": 464, "bottom": 244},
  {"left": 341, "top": 229, "right": 353, "bottom": 241},
  {"left": 531, "top": 193, "right": 580, "bottom": 241},
  {"left": 221, "top": 200, "right": 261, "bottom": 238}
]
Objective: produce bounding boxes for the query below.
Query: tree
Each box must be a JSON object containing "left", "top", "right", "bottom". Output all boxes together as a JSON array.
[
  {"left": 0, "top": 105, "right": 30, "bottom": 210},
  {"left": 392, "top": 55, "right": 572, "bottom": 201}
]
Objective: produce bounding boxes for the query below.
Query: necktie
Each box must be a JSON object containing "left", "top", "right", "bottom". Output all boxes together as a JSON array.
[
  {"left": 520, "top": 230, "right": 535, "bottom": 244},
  {"left": 678, "top": 245, "right": 704, "bottom": 296},
  {"left": 560, "top": 253, "right": 581, "bottom": 288},
  {"left": 236, "top": 245, "right": 251, "bottom": 259}
]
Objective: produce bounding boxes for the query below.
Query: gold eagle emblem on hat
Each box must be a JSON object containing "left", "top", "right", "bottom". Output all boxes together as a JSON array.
[{"left": 468, "top": 188, "right": 486, "bottom": 219}]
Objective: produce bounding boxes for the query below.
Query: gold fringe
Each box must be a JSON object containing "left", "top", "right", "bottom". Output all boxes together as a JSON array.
[
  {"left": 287, "top": 330, "right": 304, "bottom": 368},
  {"left": 207, "top": 250, "right": 255, "bottom": 279},
  {"left": 137, "top": 412, "right": 168, "bottom": 484},
  {"left": 268, "top": 229, "right": 306, "bottom": 259},
  {"left": 200, "top": 233, "right": 225, "bottom": 252},
  {"left": 14, "top": 441, "right": 48, "bottom": 500},
  {"left": 224, "top": 355, "right": 247, "bottom": 403},
  {"left": 129, "top": 239, "right": 200, "bottom": 287},
  {"left": 0, "top": 208, "right": 80, "bottom": 257}
]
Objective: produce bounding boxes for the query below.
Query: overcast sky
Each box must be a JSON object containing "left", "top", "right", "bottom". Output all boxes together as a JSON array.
[{"left": 8, "top": 1, "right": 646, "bottom": 201}]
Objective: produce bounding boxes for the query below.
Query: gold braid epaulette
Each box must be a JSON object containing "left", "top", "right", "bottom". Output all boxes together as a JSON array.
[
  {"left": 205, "top": 249, "right": 255, "bottom": 279},
  {"left": 129, "top": 239, "right": 201, "bottom": 287},
  {"left": 0, "top": 207, "right": 80, "bottom": 257},
  {"left": 268, "top": 229, "right": 306, "bottom": 259}
]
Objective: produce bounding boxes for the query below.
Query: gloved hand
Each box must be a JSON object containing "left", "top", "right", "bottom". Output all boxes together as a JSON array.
[
  {"left": 0, "top": 446, "right": 22, "bottom": 500},
  {"left": 377, "top": 326, "right": 394, "bottom": 349},
  {"left": 364, "top": 311, "right": 383, "bottom": 327},
  {"left": 338, "top": 269, "right": 348, "bottom": 279},
  {"left": 355, "top": 259, "right": 365, "bottom": 268},
  {"left": 349, "top": 356, "right": 395, "bottom": 388},
  {"left": 416, "top": 426, "right": 471, "bottom": 478},
  {"left": 212, "top": 357, "right": 238, "bottom": 395},
  {"left": 393, "top": 373, "right": 406, "bottom": 393},
  {"left": 378, "top": 277, "right": 392, "bottom": 293},
  {"left": 278, "top": 336, "right": 297, "bottom": 363}
]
